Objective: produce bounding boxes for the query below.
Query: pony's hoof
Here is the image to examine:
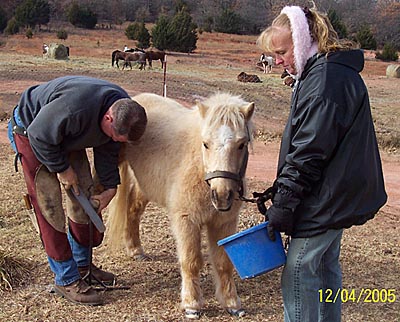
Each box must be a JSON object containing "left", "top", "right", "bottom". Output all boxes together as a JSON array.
[
  {"left": 185, "top": 309, "right": 201, "bottom": 319},
  {"left": 226, "top": 308, "right": 246, "bottom": 317}
]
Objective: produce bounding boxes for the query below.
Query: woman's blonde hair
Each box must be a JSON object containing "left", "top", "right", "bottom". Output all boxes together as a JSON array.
[{"left": 257, "top": 5, "right": 355, "bottom": 54}]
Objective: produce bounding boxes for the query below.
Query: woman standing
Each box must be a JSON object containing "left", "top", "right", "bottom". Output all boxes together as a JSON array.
[{"left": 257, "top": 5, "right": 387, "bottom": 322}]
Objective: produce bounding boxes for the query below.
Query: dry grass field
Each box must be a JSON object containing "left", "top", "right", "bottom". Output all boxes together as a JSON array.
[{"left": 0, "top": 26, "right": 399, "bottom": 322}]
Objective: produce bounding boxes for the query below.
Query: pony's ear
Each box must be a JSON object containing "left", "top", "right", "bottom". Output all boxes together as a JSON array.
[
  {"left": 241, "top": 102, "right": 255, "bottom": 121},
  {"left": 196, "top": 101, "right": 208, "bottom": 118}
]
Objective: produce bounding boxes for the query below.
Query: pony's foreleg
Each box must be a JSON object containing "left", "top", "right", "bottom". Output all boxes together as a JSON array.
[
  {"left": 171, "top": 214, "right": 204, "bottom": 318},
  {"left": 207, "top": 218, "right": 243, "bottom": 317}
]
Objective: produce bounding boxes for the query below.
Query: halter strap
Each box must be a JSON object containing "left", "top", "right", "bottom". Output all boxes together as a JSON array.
[{"left": 204, "top": 148, "right": 249, "bottom": 197}]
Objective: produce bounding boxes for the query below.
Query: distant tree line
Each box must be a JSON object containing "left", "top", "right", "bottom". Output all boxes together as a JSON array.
[{"left": 0, "top": 0, "right": 399, "bottom": 57}]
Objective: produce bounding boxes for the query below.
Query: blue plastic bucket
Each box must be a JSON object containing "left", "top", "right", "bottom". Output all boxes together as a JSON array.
[{"left": 217, "top": 222, "right": 286, "bottom": 279}]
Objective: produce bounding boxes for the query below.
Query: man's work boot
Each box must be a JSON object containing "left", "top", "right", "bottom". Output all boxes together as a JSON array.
[
  {"left": 78, "top": 264, "right": 116, "bottom": 285},
  {"left": 54, "top": 279, "right": 103, "bottom": 305}
]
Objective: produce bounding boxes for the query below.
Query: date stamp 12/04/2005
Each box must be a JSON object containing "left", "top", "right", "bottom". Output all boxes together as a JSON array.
[{"left": 319, "top": 288, "right": 396, "bottom": 303}]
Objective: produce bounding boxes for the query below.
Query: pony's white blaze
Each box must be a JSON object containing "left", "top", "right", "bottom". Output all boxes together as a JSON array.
[
  {"left": 204, "top": 124, "right": 242, "bottom": 212},
  {"left": 218, "top": 125, "right": 235, "bottom": 147}
]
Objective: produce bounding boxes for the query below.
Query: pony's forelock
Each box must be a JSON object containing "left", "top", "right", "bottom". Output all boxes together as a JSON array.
[{"left": 202, "top": 93, "right": 252, "bottom": 130}]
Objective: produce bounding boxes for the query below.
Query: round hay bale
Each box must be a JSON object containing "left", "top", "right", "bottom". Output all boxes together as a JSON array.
[
  {"left": 386, "top": 64, "right": 400, "bottom": 78},
  {"left": 44, "top": 43, "right": 69, "bottom": 60}
]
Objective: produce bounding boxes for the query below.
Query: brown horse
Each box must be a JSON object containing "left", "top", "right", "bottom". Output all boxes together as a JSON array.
[
  {"left": 145, "top": 50, "right": 166, "bottom": 68},
  {"left": 111, "top": 50, "right": 146, "bottom": 70}
]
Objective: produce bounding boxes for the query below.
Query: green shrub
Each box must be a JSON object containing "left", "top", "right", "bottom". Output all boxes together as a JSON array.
[
  {"left": 25, "top": 28, "right": 33, "bottom": 38},
  {"left": 356, "top": 25, "right": 377, "bottom": 50},
  {"left": 125, "top": 22, "right": 140, "bottom": 40},
  {"left": 0, "top": 7, "right": 8, "bottom": 32},
  {"left": 214, "top": 8, "right": 244, "bottom": 34},
  {"left": 328, "top": 9, "right": 348, "bottom": 39},
  {"left": 136, "top": 23, "right": 150, "bottom": 49},
  {"left": 67, "top": 2, "right": 97, "bottom": 29},
  {"left": 56, "top": 29, "right": 68, "bottom": 40},
  {"left": 5, "top": 18, "right": 20, "bottom": 35},
  {"left": 376, "top": 43, "right": 399, "bottom": 61}
]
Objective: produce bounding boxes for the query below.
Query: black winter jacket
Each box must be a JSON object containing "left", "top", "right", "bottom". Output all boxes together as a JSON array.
[
  {"left": 18, "top": 76, "right": 130, "bottom": 189},
  {"left": 275, "top": 50, "right": 387, "bottom": 237}
]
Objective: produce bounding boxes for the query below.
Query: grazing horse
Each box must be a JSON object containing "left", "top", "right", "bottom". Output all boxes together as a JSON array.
[
  {"left": 107, "top": 92, "right": 255, "bottom": 319},
  {"left": 111, "top": 50, "right": 146, "bottom": 70},
  {"left": 145, "top": 50, "right": 166, "bottom": 68},
  {"left": 259, "top": 53, "right": 274, "bottom": 73}
]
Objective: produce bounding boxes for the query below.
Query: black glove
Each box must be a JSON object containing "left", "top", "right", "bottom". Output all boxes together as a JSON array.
[
  {"left": 265, "top": 184, "right": 301, "bottom": 241},
  {"left": 266, "top": 205, "right": 294, "bottom": 241}
]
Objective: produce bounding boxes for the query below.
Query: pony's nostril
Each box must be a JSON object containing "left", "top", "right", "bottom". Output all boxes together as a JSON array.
[
  {"left": 211, "top": 189, "right": 218, "bottom": 202},
  {"left": 227, "top": 190, "right": 233, "bottom": 203}
]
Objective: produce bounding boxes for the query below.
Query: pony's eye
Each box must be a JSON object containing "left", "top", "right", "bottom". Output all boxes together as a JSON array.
[
  {"left": 239, "top": 143, "right": 245, "bottom": 150},
  {"left": 203, "top": 142, "right": 209, "bottom": 149}
]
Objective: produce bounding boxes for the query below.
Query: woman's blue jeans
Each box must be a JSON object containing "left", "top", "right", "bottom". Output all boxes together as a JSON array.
[
  {"left": 282, "top": 229, "right": 344, "bottom": 322},
  {"left": 47, "top": 231, "right": 90, "bottom": 286}
]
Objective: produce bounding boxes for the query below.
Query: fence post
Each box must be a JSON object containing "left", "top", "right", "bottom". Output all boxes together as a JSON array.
[{"left": 163, "top": 54, "right": 167, "bottom": 97}]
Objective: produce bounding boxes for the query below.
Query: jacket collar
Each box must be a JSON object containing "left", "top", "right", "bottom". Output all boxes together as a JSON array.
[{"left": 299, "top": 49, "right": 365, "bottom": 80}]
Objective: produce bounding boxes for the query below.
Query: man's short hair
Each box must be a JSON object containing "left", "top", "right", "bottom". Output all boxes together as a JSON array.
[{"left": 112, "top": 98, "right": 147, "bottom": 141}]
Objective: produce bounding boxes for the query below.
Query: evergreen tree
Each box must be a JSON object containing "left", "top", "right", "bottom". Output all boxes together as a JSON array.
[
  {"left": 375, "top": 43, "right": 398, "bottom": 61},
  {"left": 152, "top": 15, "right": 174, "bottom": 51},
  {"left": 137, "top": 22, "right": 151, "bottom": 49},
  {"left": 67, "top": 2, "right": 97, "bottom": 29},
  {"left": 5, "top": 17, "right": 20, "bottom": 35},
  {"left": 125, "top": 22, "right": 141, "bottom": 40},
  {"left": 356, "top": 25, "right": 377, "bottom": 50},
  {"left": 328, "top": 9, "right": 347, "bottom": 39},
  {"left": 214, "top": 8, "right": 244, "bottom": 35},
  {"left": 14, "top": 0, "right": 50, "bottom": 28},
  {"left": 0, "top": 7, "right": 8, "bottom": 33},
  {"left": 168, "top": 7, "right": 197, "bottom": 52}
]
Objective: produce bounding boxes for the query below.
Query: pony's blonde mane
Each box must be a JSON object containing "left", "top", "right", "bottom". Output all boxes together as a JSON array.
[{"left": 199, "top": 92, "right": 254, "bottom": 144}]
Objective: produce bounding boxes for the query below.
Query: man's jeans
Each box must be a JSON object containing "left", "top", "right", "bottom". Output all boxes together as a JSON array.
[
  {"left": 8, "top": 106, "right": 22, "bottom": 152},
  {"left": 282, "top": 229, "right": 344, "bottom": 322},
  {"left": 47, "top": 231, "right": 90, "bottom": 286}
]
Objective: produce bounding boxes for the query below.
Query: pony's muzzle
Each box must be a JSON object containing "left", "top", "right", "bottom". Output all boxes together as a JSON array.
[
  {"left": 205, "top": 171, "right": 242, "bottom": 211},
  {"left": 208, "top": 178, "right": 237, "bottom": 211},
  {"left": 211, "top": 187, "right": 234, "bottom": 211}
]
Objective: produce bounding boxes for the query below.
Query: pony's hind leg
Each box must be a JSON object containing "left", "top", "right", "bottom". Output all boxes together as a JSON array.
[
  {"left": 207, "top": 219, "right": 244, "bottom": 317},
  {"left": 170, "top": 214, "right": 204, "bottom": 318},
  {"left": 125, "top": 186, "right": 149, "bottom": 260}
]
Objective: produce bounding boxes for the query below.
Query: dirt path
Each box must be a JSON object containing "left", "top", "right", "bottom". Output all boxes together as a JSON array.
[{"left": 247, "top": 141, "right": 400, "bottom": 213}]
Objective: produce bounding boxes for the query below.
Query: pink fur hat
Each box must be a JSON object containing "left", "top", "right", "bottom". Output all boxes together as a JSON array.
[{"left": 281, "top": 6, "right": 319, "bottom": 79}]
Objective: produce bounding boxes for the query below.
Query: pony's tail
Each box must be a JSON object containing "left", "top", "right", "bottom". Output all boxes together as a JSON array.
[
  {"left": 111, "top": 50, "right": 116, "bottom": 67},
  {"left": 106, "top": 158, "right": 131, "bottom": 249}
]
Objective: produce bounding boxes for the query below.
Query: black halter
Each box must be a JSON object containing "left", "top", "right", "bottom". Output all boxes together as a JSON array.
[{"left": 204, "top": 147, "right": 249, "bottom": 198}]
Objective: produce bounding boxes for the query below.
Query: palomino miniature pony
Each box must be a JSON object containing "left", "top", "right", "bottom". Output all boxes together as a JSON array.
[
  {"left": 111, "top": 50, "right": 146, "bottom": 70},
  {"left": 107, "top": 92, "right": 255, "bottom": 319}
]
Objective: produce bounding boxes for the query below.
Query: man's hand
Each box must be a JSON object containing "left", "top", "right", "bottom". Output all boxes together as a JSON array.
[
  {"left": 57, "top": 166, "right": 79, "bottom": 194},
  {"left": 90, "top": 188, "right": 117, "bottom": 213}
]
